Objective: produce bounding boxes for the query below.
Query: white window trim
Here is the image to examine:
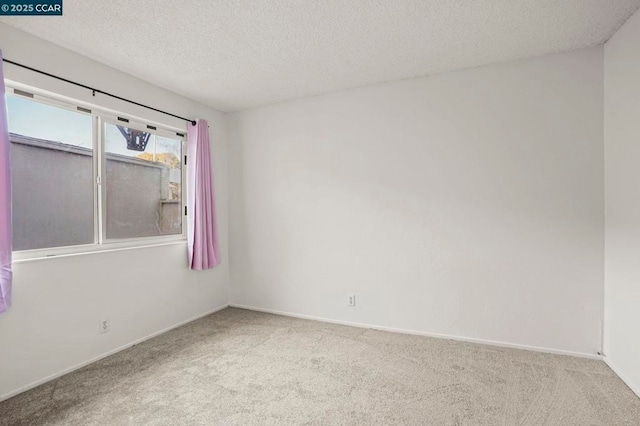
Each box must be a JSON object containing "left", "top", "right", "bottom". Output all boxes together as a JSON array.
[
  {"left": 6, "top": 82, "right": 189, "bottom": 262},
  {"left": 12, "top": 240, "right": 187, "bottom": 263}
]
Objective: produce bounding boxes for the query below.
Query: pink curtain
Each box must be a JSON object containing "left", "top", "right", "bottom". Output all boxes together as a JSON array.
[
  {"left": 187, "top": 119, "right": 220, "bottom": 270},
  {"left": 0, "top": 51, "right": 12, "bottom": 313}
]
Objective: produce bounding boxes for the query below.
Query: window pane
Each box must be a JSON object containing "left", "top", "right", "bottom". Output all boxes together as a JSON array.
[
  {"left": 104, "top": 123, "right": 182, "bottom": 239},
  {"left": 7, "top": 95, "right": 94, "bottom": 251}
]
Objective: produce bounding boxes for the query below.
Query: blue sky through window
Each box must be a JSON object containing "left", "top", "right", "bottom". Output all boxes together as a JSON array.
[
  {"left": 6, "top": 94, "right": 92, "bottom": 149},
  {"left": 6, "top": 94, "right": 181, "bottom": 158}
]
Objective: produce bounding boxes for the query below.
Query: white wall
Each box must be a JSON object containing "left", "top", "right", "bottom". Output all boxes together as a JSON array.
[
  {"left": 0, "top": 23, "right": 229, "bottom": 400},
  {"left": 604, "top": 9, "right": 640, "bottom": 396},
  {"left": 229, "top": 48, "right": 605, "bottom": 356}
]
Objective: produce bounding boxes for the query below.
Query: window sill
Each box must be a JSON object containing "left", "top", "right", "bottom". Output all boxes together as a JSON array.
[{"left": 12, "top": 239, "right": 187, "bottom": 263}]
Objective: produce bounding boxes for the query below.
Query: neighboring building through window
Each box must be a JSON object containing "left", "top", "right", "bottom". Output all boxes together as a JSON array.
[
  {"left": 8, "top": 95, "right": 94, "bottom": 251},
  {"left": 104, "top": 122, "right": 183, "bottom": 240},
  {"left": 6, "top": 88, "right": 186, "bottom": 254}
]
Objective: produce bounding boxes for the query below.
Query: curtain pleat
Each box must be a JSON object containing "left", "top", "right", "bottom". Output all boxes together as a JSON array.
[
  {"left": 0, "top": 51, "right": 13, "bottom": 313},
  {"left": 187, "top": 119, "right": 219, "bottom": 270}
]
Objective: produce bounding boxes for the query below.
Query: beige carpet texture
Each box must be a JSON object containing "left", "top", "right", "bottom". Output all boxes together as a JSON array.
[{"left": 1, "top": 308, "right": 638, "bottom": 425}]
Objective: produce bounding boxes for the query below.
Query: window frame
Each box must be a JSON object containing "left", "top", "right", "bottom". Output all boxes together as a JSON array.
[{"left": 6, "top": 82, "right": 189, "bottom": 262}]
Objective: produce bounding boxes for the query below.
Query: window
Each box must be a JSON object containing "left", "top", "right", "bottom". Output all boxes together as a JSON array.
[
  {"left": 6, "top": 86, "right": 187, "bottom": 256},
  {"left": 104, "top": 122, "right": 183, "bottom": 239},
  {"left": 7, "top": 94, "right": 94, "bottom": 251}
]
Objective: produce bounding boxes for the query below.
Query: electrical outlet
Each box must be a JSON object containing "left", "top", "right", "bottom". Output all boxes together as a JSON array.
[
  {"left": 99, "top": 318, "right": 110, "bottom": 334},
  {"left": 347, "top": 294, "right": 356, "bottom": 307}
]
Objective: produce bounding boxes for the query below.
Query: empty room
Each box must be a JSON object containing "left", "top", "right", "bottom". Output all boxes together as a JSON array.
[{"left": 0, "top": 1, "right": 639, "bottom": 424}]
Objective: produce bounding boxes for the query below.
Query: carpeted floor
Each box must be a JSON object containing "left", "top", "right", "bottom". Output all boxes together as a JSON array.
[{"left": 1, "top": 308, "right": 639, "bottom": 425}]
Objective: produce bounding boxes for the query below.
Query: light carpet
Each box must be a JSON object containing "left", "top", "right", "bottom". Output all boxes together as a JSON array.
[{"left": 1, "top": 307, "right": 639, "bottom": 425}]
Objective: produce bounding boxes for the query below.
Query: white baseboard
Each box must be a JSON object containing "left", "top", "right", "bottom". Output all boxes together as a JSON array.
[
  {"left": 603, "top": 357, "right": 640, "bottom": 399},
  {"left": 0, "top": 303, "right": 229, "bottom": 403},
  {"left": 229, "top": 303, "right": 602, "bottom": 360}
]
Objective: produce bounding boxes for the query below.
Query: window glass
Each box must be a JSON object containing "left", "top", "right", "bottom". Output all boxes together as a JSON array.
[
  {"left": 6, "top": 87, "right": 187, "bottom": 254},
  {"left": 104, "top": 123, "right": 182, "bottom": 239},
  {"left": 6, "top": 95, "right": 94, "bottom": 251}
]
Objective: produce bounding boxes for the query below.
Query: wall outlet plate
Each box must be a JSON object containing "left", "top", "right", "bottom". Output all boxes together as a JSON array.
[
  {"left": 99, "top": 318, "right": 110, "bottom": 334},
  {"left": 347, "top": 294, "right": 356, "bottom": 307}
]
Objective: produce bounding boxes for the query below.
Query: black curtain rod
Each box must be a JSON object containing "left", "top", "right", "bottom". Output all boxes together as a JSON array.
[{"left": 2, "top": 58, "right": 197, "bottom": 126}]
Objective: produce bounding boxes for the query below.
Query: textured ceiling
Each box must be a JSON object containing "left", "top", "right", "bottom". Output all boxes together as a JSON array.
[{"left": 2, "top": 1, "right": 639, "bottom": 112}]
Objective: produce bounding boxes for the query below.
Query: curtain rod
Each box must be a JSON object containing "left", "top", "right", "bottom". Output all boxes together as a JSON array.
[{"left": 2, "top": 58, "right": 197, "bottom": 126}]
